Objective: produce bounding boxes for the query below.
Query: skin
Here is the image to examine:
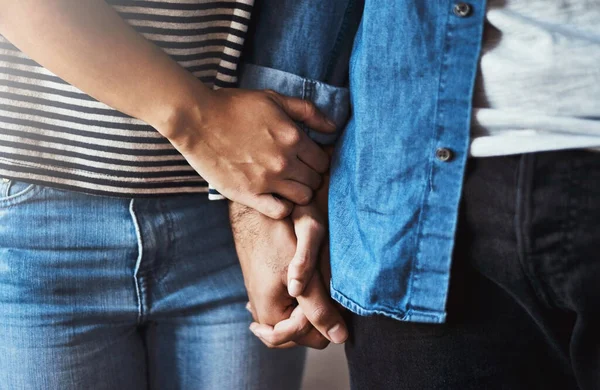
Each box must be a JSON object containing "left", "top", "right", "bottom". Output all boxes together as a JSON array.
[
  {"left": 230, "top": 165, "right": 349, "bottom": 349},
  {"left": 0, "top": 0, "right": 344, "bottom": 348},
  {"left": 0, "top": 0, "right": 335, "bottom": 218}
]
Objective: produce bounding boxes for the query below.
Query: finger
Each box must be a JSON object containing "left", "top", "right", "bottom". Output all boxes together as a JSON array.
[
  {"left": 270, "top": 306, "right": 313, "bottom": 342},
  {"left": 296, "top": 131, "right": 330, "bottom": 174},
  {"left": 271, "top": 180, "right": 313, "bottom": 206},
  {"left": 277, "top": 96, "right": 336, "bottom": 134},
  {"left": 250, "top": 306, "right": 312, "bottom": 346},
  {"left": 272, "top": 306, "right": 330, "bottom": 349},
  {"left": 295, "top": 327, "right": 331, "bottom": 350},
  {"left": 249, "top": 323, "right": 298, "bottom": 349},
  {"left": 288, "top": 215, "right": 325, "bottom": 297},
  {"left": 245, "top": 301, "right": 258, "bottom": 322},
  {"left": 243, "top": 193, "right": 293, "bottom": 220},
  {"left": 287, "top": 159, "right": 322, "bottom": 190},
  {"left": 251, "top": 321, "right": 328, "bottom": 350},
  {"left": 297, "top": 273, "right": 348, "bottom": 344}
]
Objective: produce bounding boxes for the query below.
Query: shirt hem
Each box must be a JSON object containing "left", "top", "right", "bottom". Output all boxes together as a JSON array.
[{"left": 330, "top": 285, "right": 446, "bottom": 324}]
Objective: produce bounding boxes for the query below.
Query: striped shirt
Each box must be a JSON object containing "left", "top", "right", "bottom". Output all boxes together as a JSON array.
[{"left": 0, "top": 0, "right": 253, "bottom": 197}]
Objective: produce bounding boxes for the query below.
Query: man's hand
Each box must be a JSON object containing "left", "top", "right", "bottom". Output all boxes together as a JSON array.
[
  {"left": 287, "top": 164, "right": 332, "bottom": 298},
  {"left": 248, "top": 208, "right": 348, "bottom": 347},
  {"left": 287, "top": 204, "right": 327, "bottom": 297},
  {"left": 172, "top": 89, "right": 336, "bottom": 219},
  {"left": 229, "top": 202, "right": 347, "bottom": 349}
]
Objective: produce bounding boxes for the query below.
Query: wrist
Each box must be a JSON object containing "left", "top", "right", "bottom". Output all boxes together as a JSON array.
[
  {"left": 150, "top": 79, "right": 213, "bottom": 144},
  {"left": 229, "top": 202, "right": 258, "bottom": 225}
]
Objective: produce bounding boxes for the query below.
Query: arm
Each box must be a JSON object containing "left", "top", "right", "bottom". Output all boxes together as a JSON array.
[{"left": 0, "top": 0, "right": 334, "bottom": 218}]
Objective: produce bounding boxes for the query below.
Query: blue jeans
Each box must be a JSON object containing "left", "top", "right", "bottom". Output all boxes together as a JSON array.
[{"left": 0, "top": 181, "right": 305, "bottom": 390}]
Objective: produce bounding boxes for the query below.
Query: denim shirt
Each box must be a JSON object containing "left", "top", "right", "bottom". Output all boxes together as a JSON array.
[
  {"left": 241, "top": 1, "right": 487, "bottom": 324},
  {"left": 207, "top": 0, "right": 362, "bottom": 199},
  {"left": 239, "top": 0, "right": 363, "bottom": 143}
]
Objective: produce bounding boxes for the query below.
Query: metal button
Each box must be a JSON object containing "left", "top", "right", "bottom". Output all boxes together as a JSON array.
[
  {"left": 453, "top": 3, "right": 472, "bottom": 17},
  {"left": 436, "top": 148, "right": 453, "bottom": 162}
]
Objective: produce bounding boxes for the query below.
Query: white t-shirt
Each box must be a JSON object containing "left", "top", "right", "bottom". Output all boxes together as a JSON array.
[{"left": 470, "top": 0, "right": 600, "bottom": 157}]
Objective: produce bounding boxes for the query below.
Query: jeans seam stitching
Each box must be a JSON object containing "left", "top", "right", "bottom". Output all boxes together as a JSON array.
[
  {"left": 129, "top": 198, "right": 145, "bottom": 324},
  {"left": 154, "top": 198, "right": 175, "bottom": 283},
  {"left": 0, "top": 182, "right": 42, "bottom": 208},
  {"left": 551, "top": 157, "right": 579, "bottom": 308},
  {"left": 4, "top": 180, "right": 11, "bottom": 197},
  {"left": 515, "top": 153, "right": 553, "bottom": 308}
]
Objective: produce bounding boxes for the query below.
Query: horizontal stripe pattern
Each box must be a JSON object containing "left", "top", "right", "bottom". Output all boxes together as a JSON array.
[{"left": 0, "top": 0, "right": 253, "bottom": 196}]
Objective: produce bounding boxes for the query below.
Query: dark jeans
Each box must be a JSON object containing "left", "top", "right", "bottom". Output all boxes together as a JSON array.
[{"left": 345, "top": 150, "right": 600, "bottom": 390}]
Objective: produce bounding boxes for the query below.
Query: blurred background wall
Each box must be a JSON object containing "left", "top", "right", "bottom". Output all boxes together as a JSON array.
[{"left": 301, "top": 344, "right": 349, "bottom": 390}]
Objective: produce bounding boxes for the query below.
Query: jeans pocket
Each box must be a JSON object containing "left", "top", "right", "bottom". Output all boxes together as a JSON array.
[{"left": 0, "top": 178, "right": 41, "bottom": 207}]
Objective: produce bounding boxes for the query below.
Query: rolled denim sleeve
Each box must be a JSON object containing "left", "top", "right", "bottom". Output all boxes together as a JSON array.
[
  {"left": 238, "top": 63, "right": 350, "bottom": 145},
  {"left": 208, "top": 63, "right": 351, "bottom": 200}
]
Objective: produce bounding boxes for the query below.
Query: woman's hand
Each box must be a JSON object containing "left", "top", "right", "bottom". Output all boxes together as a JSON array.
[
  {"left": 169, "top": 88, "right": 336, "bottom": 219},
  {"left": 0, "top": 1, "right": 335, "bottom": 219}
]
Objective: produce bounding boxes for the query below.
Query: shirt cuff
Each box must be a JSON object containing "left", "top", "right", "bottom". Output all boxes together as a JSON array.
[
  {"left": 239, "top": 63, "right": 350, "bottom": 145},
  {"left": 208, "top": 63, "right": 351, "bottom": 201}
]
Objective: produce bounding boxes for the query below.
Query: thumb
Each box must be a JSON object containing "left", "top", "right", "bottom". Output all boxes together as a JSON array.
[{"left": 287, "top": 214, "right": 325, "bottom": 297}]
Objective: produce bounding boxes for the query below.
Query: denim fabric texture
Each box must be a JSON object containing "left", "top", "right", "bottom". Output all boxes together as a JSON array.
[
  {"left": 209, "top": 0, "right": 362, "bottom": 199},
  {"left": 328, "top": 0, "right": 488, "bottom": 323},
  {"left": 345, "top": 150, "right": 600, "bottom": 390},
  {"left": 240, "top": 0, "right": 363, "bottom": 144},
  {"left": 0, "top": 182, "right": 305, "bottom": 390},
  {"left": 240, "top": 1, "right": 490, "bottom": 323},
  {"left": 239, "top": 64, "right": 350, "bottom": 145}
]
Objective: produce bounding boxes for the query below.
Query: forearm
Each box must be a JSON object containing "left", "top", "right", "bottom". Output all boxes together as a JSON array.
[{"left": 0, "top": 0, "right": 208, "bottom": 137}]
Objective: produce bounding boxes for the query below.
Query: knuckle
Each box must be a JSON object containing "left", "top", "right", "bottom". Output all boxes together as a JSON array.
[
  {"left": 271, "top": 156, "right": 289, "bottom": 175},
  {"left": 310, "top": 306, "right": 330, "bottom": 326},
  {"left": 291, "top": 254, "right": 310, "bottom": 269},
  {"left": 295, "top": 190, "right": 312, "bottom": 205},
  {"left": 269, "top": 205, "right": 289, "bottom": 220},
  {"left": 281, "top": 129, "right": 301, "bottom": 146}
]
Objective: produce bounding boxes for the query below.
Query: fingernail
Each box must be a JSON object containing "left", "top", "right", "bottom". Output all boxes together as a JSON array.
[
  {"left": 327, "top": 324, "right": 348, "bottom": 344},
  {"left": 288, "top": 279, "right": 303, "bottom": 297},
  {"left": 249, "top": 324, "right": 262, "bottom": 337},
  {"left": 245, "top": 302, "right": 252, "bottom": 313}
]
